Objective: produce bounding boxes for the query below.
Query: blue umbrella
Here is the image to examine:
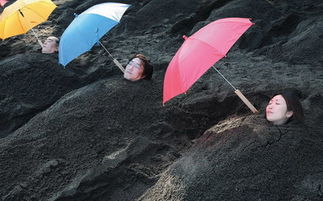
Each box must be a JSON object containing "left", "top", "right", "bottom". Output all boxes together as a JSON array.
[{"left": 59, "top": 2, "right": 130, "bottom": 71}]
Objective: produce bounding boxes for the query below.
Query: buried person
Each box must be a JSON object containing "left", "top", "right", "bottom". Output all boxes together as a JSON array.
[
  {"left": 123, "top": 54, "right": 153, "bottom": 81},
  {"left": 265, "top": 90, "right": 304, "bottom": 125},
  {"left": 41, "top": 36, "right": 59, "bottom": 54}
]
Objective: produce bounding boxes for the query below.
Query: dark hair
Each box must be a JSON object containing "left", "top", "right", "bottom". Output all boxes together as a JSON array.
[
  {"left": 55, "top": 38, "right": 60, "bottom": 46},
  {"left": 128, "top": 54, "right": 153, "bottom": 80},
  {"left": 274, "top": 89, "right": 304, "bottom": 123},
  {"left": 48, "top": 36, "right": 59, "bottom": 45}
]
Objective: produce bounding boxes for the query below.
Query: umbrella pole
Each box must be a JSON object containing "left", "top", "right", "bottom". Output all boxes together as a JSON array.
[
  {"left": 30, "top": 28, "right": 43, "bottom": 48},
  {"left": 212, "top": 66, "right": 258, "bottom": 113},
  {"left": 98, "top": 41, "right": 125, "bottom": 73},
  {"left": 212, "top": 66, "right": 237, "bottom": 91},
  {"left": 18, "top": 9, "right": 43, "bottom": 48}
]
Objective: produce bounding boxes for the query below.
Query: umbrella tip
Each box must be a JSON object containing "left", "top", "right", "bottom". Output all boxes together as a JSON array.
[
  {"left": 182, "top": 35, "right": 188, "bottom": 40},
  {"left": 248, "top": 18, "right": 255, "bottom": 25},
  {"left": 73, "top": 13, "right": 78, "bottom": 17}
]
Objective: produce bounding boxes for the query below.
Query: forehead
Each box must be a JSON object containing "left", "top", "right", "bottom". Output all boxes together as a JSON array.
[
  {"left": 46, "top": 37, "right": 58, "bottom": 42},
  {"left": 271, "top": 95, "right": 285, "bottom": 102},
  {"left": 131, "top": 58, "right": 143, "bottom": 64}
]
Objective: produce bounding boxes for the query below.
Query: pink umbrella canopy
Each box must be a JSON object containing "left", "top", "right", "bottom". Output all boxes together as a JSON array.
[
  {"left": 163, "top": 18, "right": 254, "bottom": 104},
  {"left": 0, "top": 0, "right": 8, "bottom": 7}
]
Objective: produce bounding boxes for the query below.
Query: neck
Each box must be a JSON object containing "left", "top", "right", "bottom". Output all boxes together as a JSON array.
[{"left": 273, "top": 118, "right": 289, "bottom": 125}]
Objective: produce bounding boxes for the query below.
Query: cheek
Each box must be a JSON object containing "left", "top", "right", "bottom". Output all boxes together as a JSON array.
[
  {"left": 273, "top": 106, "right": 287, "bottom": 116},
  {"left": 125, "top": 65, "right": 134, "bottom": 73},
  {"left": 134, "top": 68, "right": 143, "bottom": 76},
  {"left": 49, "top": 42, "right": 56, "bottom": 48}
]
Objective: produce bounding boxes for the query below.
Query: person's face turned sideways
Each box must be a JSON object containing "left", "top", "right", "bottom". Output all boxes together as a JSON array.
[
  {"left": 266, "top": 95, "right": 293, "bottom": 125},
  {"left": 124, "top": 58, "right": 144, "bottom": 81},
  {"left": 42, "top": 37, "right": 58, "bottom": 54}
]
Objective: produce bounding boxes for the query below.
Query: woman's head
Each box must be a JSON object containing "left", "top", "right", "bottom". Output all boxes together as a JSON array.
[
  {"left": 124, "top": 54, "right": 153, "bottom": 81},
  {"left": 265, "top": 90, "right": 304, "bottom": 125},
  {"left": 42, "top": 36, "right": 59, "bottom": 54}
]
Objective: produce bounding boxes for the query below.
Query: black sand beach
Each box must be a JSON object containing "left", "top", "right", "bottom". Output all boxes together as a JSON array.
[{"left": 0, "top": 0, "right": 323, "bottom": 200}]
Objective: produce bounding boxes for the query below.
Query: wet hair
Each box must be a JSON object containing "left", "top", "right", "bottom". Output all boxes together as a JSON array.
[
  {"left": 128, "top": 54, "right": 153, "bottom": 80},
  {"left": 51, "top": 37, "right": 60, "bottom": 46},
  {"left": 46, "top": 36, "right": 59, "bottom": 46},
  {"left": 273, "top": 89, "right": 304, "bottom": 123},
  {"left": 54, "top": 38, "right": 60, "bottom": 46}
]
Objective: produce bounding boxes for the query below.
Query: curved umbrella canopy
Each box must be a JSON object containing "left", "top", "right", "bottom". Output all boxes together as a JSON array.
[
  {"left": 0, "top": 0, "right": 8, "bottom": 7},
  {"left": 59, "top": 2, "right": 130, "bottom": 67},
  {"left": 0, "top": 0, "right": 56, "bottom": 39},
  {"left": 163, "top": 18, "right": 257, "bottom": 112}
]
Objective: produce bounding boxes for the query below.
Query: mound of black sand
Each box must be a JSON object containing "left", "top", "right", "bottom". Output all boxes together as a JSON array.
[
  {"left": 1, "top": 75, "right": 240, "bottom": 200},
  {"left": 0, "top": 0, "right": 322, "bottom": 200},
  {"left": 0, "top": 53, "right": 82, "bottom": 137},
  {"left": 138, "top": 115, "right": 323, "bottom": 201}
]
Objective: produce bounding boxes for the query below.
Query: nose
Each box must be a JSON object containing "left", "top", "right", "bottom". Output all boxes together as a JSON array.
[{"left": 128, "top": 65, "right": 134, "bottom": 71}]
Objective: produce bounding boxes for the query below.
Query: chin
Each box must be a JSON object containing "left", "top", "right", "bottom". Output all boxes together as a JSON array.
[
  {"left": 124, "top": 76, "right": 135, "bottom": 81},
  {"left": 42, "top": 49, "right": 52, "bottom": 54},
  {"left": 266, "top": 115, "right": 273, "bottom": 121}
]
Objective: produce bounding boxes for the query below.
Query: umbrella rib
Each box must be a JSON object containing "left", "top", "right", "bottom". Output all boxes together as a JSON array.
[
  {"left": 18, "top": 13, "right": 26, "bottom": 32},
  {"left": 9, "top": 11, "right": 28, "bottom": 36},
  {"left": 23, "top": 6, "right": 47, "bottom": 21},
  {"left": 186, "top": 37, "right": 237, "bottom": 91},
  {"left": 189, "top": 37, "right": 226, "bottom": 57},
  {"left": 2, "top": 15, "right": 24, "bottom": 39},
  {"left": 18, "top": 11, "right": 32, "bottom": 33}
]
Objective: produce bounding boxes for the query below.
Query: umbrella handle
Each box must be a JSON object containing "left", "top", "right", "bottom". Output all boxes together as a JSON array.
[
  {"left": 29, "top": 28, "right": 43, "bottom": 48},
  {"left": 113, "top": 58, "right": 125, "bottom": 73},
  {"left": 98, "top": 41, "right": 125, "bottom": 73},
  {"left": 234, "top": 89, "right": 258, "bottom": 114}
]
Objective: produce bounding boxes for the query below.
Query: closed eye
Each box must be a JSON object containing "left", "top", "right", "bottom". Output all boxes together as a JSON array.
[{"left": 128, "top": 61, "right": 142, "bottom": 69}]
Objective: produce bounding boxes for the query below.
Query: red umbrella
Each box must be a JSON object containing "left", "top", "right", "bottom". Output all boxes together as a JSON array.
[
  {"left": 163, "top": 17, "right": 258, "bottom": 113},
  {"left": 0, "top": 0, "right": 8, "bottom": 7}
]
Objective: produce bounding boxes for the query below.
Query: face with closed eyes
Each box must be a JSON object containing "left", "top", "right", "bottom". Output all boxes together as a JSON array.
[
  {"left": 266, "top": 95, "right": 293, "bottom": 125},
  {"left": 41, "top": 36, "right": 59, "bottom": 54},
  {"left": 124, "top": 58, "right": 145, "bottom": 81}
]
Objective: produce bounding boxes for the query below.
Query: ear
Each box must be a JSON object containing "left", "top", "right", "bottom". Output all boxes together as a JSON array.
[{"left": 286, "top": 111, "right": 293, "bottom": 118}]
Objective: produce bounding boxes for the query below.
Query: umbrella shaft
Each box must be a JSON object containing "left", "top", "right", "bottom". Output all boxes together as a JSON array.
[
  {"left": 97, "top": 41, "right": 125, "bottom": 73},
  {"left": 98, "top": 41, "right": 113, "bottom": 58},
  {"left": 212, "top": 66, "right": 258, "bottom": 113},
  {"left": 17, "top": 9, "right": 43, "bottom": 48},
  {"left": 212, "top": 66, "right": 237, "bottom": 91}
]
